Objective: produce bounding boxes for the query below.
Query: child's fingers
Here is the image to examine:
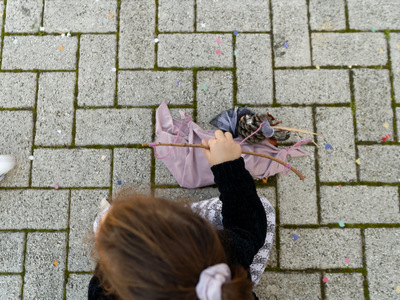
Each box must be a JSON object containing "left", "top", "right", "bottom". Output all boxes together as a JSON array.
[
  {"left": 214, "top": 130, "right": 225, "bottom": 140},
  {"left": 201, "top": 139, "right": 211, "bottom": 160},
  {"left": 224, "top": 132, "right": 233, "bottom": 140}
]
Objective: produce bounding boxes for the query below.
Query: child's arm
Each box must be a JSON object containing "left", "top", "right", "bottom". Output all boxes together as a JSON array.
[{"left": 202, "top": 131, "right": 267, "bottom": 268}]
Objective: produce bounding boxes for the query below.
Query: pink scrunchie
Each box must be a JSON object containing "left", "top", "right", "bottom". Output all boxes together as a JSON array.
[{"left": 195, "top": 263, "right": 231, "bottom": 300}]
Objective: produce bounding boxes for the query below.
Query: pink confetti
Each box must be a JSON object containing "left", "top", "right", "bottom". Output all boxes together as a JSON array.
[
  {"left": 216, "top": 38, "right": 222, "bottom": 44},
  {"left": 54, "top": 184, "right": 59, "bottom": 190},
  {"left": 322, "top": 277, "right": 329, "bottom": 283},
  {"left": 345, "top": 258, "right": 350, "bottom": 263},
  {"left": 338, "top": 185, "right": 342, "bottom": 188},
  {"left": 216, "top": 49, "right": 221, "bottom": 55}
]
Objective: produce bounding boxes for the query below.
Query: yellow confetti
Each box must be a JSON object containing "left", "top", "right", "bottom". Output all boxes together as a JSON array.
[
  {"left": 262, "top": 178, "right": 267, "bottom": 183},
  {"left": 379, "top": 48, "right": 384, "bottom": 54},
  {"left": 53, "top": 259, "right": 58, "bottom": 267},
  {"left": 109, "top": 13, "right": 114, "bottom": 18},
  {"left": 396, "top": 286, "right": 400, "bottom": 293},
  {"left": 396, "top": 44, "right": 400, "bottom": 49},
  {"left": 355, "top": 158, "right": 361, "bottom": 165},
  {"left": 101, "top": 155, "right": 106, "bottom": 161},
  {"left": 59, "top": 46, "right": 63, "bottom": 50},
  {"left": 316, "top": 65, "right": 320, "bottom": 69},
  {"left": 348, "top": 65, "right": 352, "bottom": 69},
  {"left": 383, "top": 122, "right": 389, "bottom": 129}
]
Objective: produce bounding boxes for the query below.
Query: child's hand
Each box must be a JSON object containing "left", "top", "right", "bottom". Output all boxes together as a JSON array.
[{"left": 202, "top": 130, "right": 242, "bottom": 166}]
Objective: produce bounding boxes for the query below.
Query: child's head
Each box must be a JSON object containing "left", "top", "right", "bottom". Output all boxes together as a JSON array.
[{"left": 95, "top": 190, "right": 254, "bottom": 299}]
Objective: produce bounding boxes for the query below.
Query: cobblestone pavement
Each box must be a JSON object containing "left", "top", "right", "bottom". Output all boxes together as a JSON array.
[{"left": 0, "top": 0, "right": 399, "bottom": 299}]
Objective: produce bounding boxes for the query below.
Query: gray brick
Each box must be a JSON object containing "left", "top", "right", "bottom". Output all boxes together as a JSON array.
[
  {"left": 75, "top": 108, "right": 152, "bottom": 145},
  {"left": 365, "top": 228, "right": 400, "bottom": 300},
  {"left": 353, "top": 69, "right": 394, "bottom": 141},
  {"left": 197, "top": 71, "right": 233, "bottom": 130},
  {"left": 0, "top": 111, "right": 33, "bottom": 187},
  {"left": 278, "top": 147, "right": 318, "bottom": 225},
  {"left": 32, "top": 149, "right": 111, "bottom": 187},
  {"left": 0, "top": 190, "right": 69, "bottom": 229},
  {"left": 119, "top": 0, "right": 155, "bottom": 68},
  {"left": 348, "top": 0, "right": 400, "bottom": 30},
  {"left": 321, "top": 186, "right": 400, "bottom": 224},
  {"left": 280, "top": 228, "right": 363, "bottom": 269},
  {"left": 154, "top": 187, "right": 219, "bottom": 202},
  {"left": 158, "top": 0, "right": 194, "bottom": 32},
  {"left": 78, "top": 34, "right": 117, "bottom": 106},
  {"left": 118, "top": 71, "right": 193, "bottom": 106},
  {"left": 5, "top": 0, "right": 42, "bottom": 33},
  {"left": 254, "top": 272, "right": 321, "bottom": 300},
  {"left": 2, "top": 36, "right": 78, "bottom": 70},
  {"left": 197, "top": 0, "right": 270, "bottom": 32},
  {"left": 113, "top": 148, "right": 152, "bottom": 195},
  {"left": 24, "top": 232, "right": 66, "bottom": 300},
  {"left": 0, "top": 276, "right": 22, "bottom": 300},
  {"left": 155, "top": 158, "right": 178, "bottom": 185},
  {"left": 275, "top": 69, "right": 350, "bottom": 104},
  {"left": 0, "top": 73, "right": 36, "bottom": 108},
  {"left": 158, "top": 34, "right": 233, "bottom": 68},
  {"left": 272, "top": 0, "right": 310, "bottom": 67},
  {"left": 316, "top": 107, "right": 357, "bottom": 182},
  {"left": 35, "top": 72, "right": 75, "bottom": 146},
  {"left": 0, "top": 232, "right": 25, "bottom": 272},
  {"left": 236, "top": 34, "right": 273, "bottom": 105},
  {"left": 43, "top": 0, "right": 117, "bottom": 33},
  {"left": 324, "top": 273, "right": 365, "bottom": 300},
  {"left": 312, "top": 33, "right": 388, "bottom": 66},
  {"left": 66, "top": 274, "right": 92, "bottom": 300},
  {"left": 309, "top": 0, "right": 346, "bottom": 31},
  {"left": 69, "top": 190, "right": 107, "bottom": 272},
  {"left": 390, "top": 33, "right": 400, "bottom": 103},
  {"left": 358, "top": 146, "right": 400, "bottom": 183}
]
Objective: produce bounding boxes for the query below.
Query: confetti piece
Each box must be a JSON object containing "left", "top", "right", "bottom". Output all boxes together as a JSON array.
[
  {"left": 150, "top": 132, "right": 153, "bottom": 137},
  {"left": 54, "top": 184, "right": 59, "bottom": 190},
  {"left": 67, "top": 32, "right": 71, "bottom": 37},
  {"left": 386, "top": 134, "right": 390, "bottom": 139},
  {"left": 201, "top": 23, "right": 206, "bottom": 28},
  {"left": 383, "top": 122, "right": 389, "bottom": 129},
  {"left": 292, "top": 234, "right": 298, "bottom": 241},
  {"left": 216, "top": 38, "right": 222, "bottom": 44},
  {"left": 382, "top": 137, "right": 386, "bottom": 141},
  {"left": 117, "top": 180, "right": 122, "bottom": 186},
  {"left": 28, "top": 155, "right": 34, "bottom": 160},
  {"left": 216, "top": 49, "right": 221, "bottom": 55},
  {"left": 201, "top": 84, "right": 208, "bottom": 91},
  {"left": 61, "top": 33, "right": 65, "bottom": 38},
  {"left": 233, "top": 30, "right": 238, "bottom": 36},
  {"left": 338, "top": 220, "right": 345, "bottom": 227},
  {"left": 283, "top": 42, "right": 289, "bottom": 48},
  {"left": 338, "top": 185, "right": 342, "bottom": 188},
  {"left": 348, "top": 65, "right": 352, "bottom": 69},
  {"left": 59, "top": 46, "right": 63, "bottom": 50},
  {"left": 345, "top": 257, "right": 350, "bottom": 263},
  {"left": 13, "top": 39, "right": 18, "bottom": 45},
  {"left": 379, "top": 48, "right": 384, "bottom": 54},
  {"left": 316, "top": 65, "right": 320, "bottom": 69},
  {"left": 397, "top": 44, "right": 400, "bottom": 49},
  {"left": 322, "top": 277, "right": 329, "bottom": 283},
  {"left": 396, "top": 286, "right": 400, "bottom": 293},
  {"left": 101, "top": 155, "right": 106, "bottom": 161},
  {"left": 371, "top": 28, "right": 376, "bottom": 32},
  {"left": 262, "top": 178, "right": 267, "bottom": 183},
  {"left": 0, "top": 13, "right": 3, "bottom": 17},
  {"left": 111, "top": 67, "right": 117, "bottom": 72},
  {"left": 53, "top": 259, "right": 58, "bottom": 266},
  {"left": 154, "top": 38, "right": 159, "bottom": 43},
  {"left": 234, "top": 50, "right": 237, "bottom": 56},
  {"left": 355, "top": 158, "right": 361, "bottom": 165},
  {"left": 361, "top": 186, "right": 365, "bottom": 190},
  {"left": 109, "top": 13, "right": 114, "bottom": 18},
  {"left": 325, "top": 144, "right": 333, "bottom": 150},
  {"left": 40, "top": 27, "right": 45, "bottom": 31},
  {"left": 57, "top": 129, "right": 61, "bottom": 134},
  {"left": 177, "top": 81, "right": 180, "bottom": 85}
]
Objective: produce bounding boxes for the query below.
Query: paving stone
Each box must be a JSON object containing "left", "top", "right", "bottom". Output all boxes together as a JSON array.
[
  {"left": 309, "top": 0, "right": 346, "bottom": 31},
  {"left": 75, "top": 108, "right": 152, "bottom": 145},
  {"left": 113, "top": 148, "right": 152, "bottom": 195},
  {"left": 0, "top": 73, "right": 36, "bottom": 108},
  {"left": 236, "top": 34, "right": 273, "bottom": 105},
  {"left": 271, "top": 0, "right": 310, "bottom": 67},
  {"left": 0, "top": 111, "right": 33, "bottom": 187},
  {"left": 0, "top": 276, "right": 22, "bottom": 300},
  {"left": 277, "top": 147, "right": 318, "bottom": 225},
  {"left": 196, "top": 0, "right": 270, "bottom": 32},
  {"left": 280, "top": 228, "right": 363, "bottom": 269},
  {"left": 353, "top": 69, "right": 394, "bottom": 142},
  {"left": 66, "top": 274, "right": 92, "bottom": 300},
  {"left": 158, "top": 0, "right": 194, "bottom": 32},
  {"left": 0, "top": 190, "right": 69, "bottom": 229},
  {"left": 390, "top": 33, "right": 400, "bottom": 103},
  {"left": 78, "top": 34, "right": 117, "bottom": 106},
  {"left": 158, "top": 34, "right": 233, "bottom": 68},
  {"left": 119, "top": 0, "right": 155, "bottom": 68},
  {"left": 32, "top": 149, "right": 111, "bottom": 187},
  {"left": 254, "top": 272, "right": 321, "bottom": 300},
  {"left": 275, "top": 69, "right": 350, "bottom": 104},
  {"left": 347, "top": 0, "right": 400, "bottom": 30},
  {"left": 24, "top": 232, "right": 66, "bottom": 300},
  {"left": 69, "top": 190, "right": 108, "bottom": 272},
  {"left": 2, "top": 36, "right": 78, "bottom": 70},
  {"left": 324, "top": 273, "right": 365, "bottom": 300},
  {"left": 358, "top": 145, "right": 400, "bottom": 183},
  {"left": 365, "top": 228, "right": 400, "bottom": 300},
  {"left": 321, "top": 186, "right": 400, "bottom": 224},
  {"left": 0, "top": 232, "right": 25, "bottom": 272},
  {"left": 197, "top": 71, "right": 233, "bottom": 130},
  {"left": 155, "top": 158, "right": 179, "bottom": 185},
  {"left": 35, "top": 72, "right": 75, "bottom": 146},
  {"left": 4, "top": 0, "right": 42, "bottom": 33},
  {"left": 118, "top": 71, "right": 193, "bottom": 106},
  {"left": 43, "top": 0, "right": 117, "bottom": 33},
  {"left": 312, "top": 33, "right": 388, "bottom": 66},
  {"left": 316, "top": 107, "right": 357, "bottom": 182}
]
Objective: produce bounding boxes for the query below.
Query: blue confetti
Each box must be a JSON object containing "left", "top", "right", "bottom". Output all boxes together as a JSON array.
[
  {"left": 338, "top": 220, "right": 345, "bottom": 227},
  {"left": 177, "top": 81, "right": 180, "bottom": 85},
  {"left": 117, "top": 180, "right": 122, "bottom": 186},
  {"left": 292, "top": 234, "right": 298, "bottom": 241},
  {"left": 325, "top": 144, "right": 333, "bottom": 150},
  {"left": 283, "top": 42, "right": 289, "bottom": 48},
  {"left": 233, "top": 30, "right": 239, "bottom": 36},
  {"left": 234, "top": 50, "right": 237, "bottom": 56}
]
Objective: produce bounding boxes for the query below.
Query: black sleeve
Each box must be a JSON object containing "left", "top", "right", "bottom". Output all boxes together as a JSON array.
[
  {"left": 211, "top": 157, "right": 267, "bottom": 268},
  {"left": 88, "top": 269, "right": 117, "bottom": 300}
]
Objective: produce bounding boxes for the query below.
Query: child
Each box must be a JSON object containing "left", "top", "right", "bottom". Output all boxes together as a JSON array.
[{"left": 89, "top": 130, "right": 275, "bottom": 300}]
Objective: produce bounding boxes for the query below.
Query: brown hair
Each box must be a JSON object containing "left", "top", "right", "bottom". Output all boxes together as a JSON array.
[{"left": 95, "top": 189, "right": 254, "bottom": 299}]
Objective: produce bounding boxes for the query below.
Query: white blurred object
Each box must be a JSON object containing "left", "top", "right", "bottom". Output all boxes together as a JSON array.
[
  {"left": 100, "top": 197, "right": 111, "bottom": 211},
  {"left": 0, "top": 155, "right": 16, "bottom": 181}
]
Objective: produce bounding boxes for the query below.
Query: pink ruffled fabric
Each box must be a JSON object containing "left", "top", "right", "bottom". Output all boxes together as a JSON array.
[{"left": 155, "top": 102, "right": 308, "bottom": 188}]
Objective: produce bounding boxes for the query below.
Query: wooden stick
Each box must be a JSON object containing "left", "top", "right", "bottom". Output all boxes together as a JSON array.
[
  {"left": 142, "top": 142, "right": 306, "bottom": 180},
  {"left": 273, "top": 126, "right": 322, "bottom": 136}
]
